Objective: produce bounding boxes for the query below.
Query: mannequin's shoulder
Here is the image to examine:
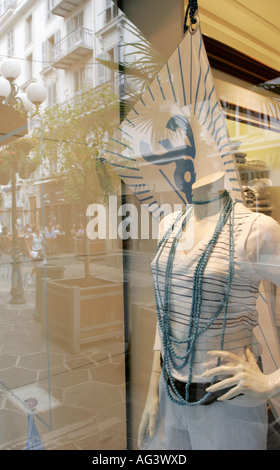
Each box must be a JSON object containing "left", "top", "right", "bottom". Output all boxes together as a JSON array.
[
  {"left": 234, "top": 201, "right": 254, "bottom": 217},
  {"left": 235, "top": 201, "right": 280, "bottom": 231},
  {"left": 234, "top": 201, "right": 261, "bottom": 222}
]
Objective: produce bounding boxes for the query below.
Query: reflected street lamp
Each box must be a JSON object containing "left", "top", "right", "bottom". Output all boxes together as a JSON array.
[
  {"left": 0, "top": 58, "right": 47, "bottom": 304},
  {"left": 26, "top": 82, "right": 48, "bottom": 107}
]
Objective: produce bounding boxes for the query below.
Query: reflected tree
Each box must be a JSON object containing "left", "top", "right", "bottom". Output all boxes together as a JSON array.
[
  {"left": 0, "top": 136, "right": 39, "bottom": 303},
  {"left": 34, "top": 84, "right": 120, "bottom": 282}
]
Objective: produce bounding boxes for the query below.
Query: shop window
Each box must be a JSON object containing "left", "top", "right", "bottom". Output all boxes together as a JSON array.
[
  {"left": 203, "top": 36, "right": 280, "bottom": 220},
  {"left": 7, "top": 29, "right": 14, "bottom": 56},
  {"left": 25, "top": 15, "right": 32, "bottom": 46},
  {"left": 74, "top": 66, "right": 93, "bottom": 93},
  {"left": 26, "top": 53, "right": 33, "bottom": 81},
  {"left": 96, "top": 47, "right": 119, "bottom": 92},
  {"left": 42, "top": 34, "right": 55, "bottom": 69},
  {"left": 66, "top": 11, "right": 83, "bottom": 34},
  {"left": 46, "top": 0, "right": 53, "bottom": 22},
  {"left": 47, "top": 82, "right": 57, "bottom": 106},
  {"left": 105, "top": 0, "right": 118, "bottom": 24},
  {"left": 96, "top": 52, "right": 106, "bottom": 86},
  {"left": 118, "top": 30, "right": 280, "bottom": 451}
]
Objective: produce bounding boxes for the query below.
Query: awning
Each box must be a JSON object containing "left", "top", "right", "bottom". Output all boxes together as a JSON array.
[{"left": 0, "top": 103, "right": 28, "bottom": 145}]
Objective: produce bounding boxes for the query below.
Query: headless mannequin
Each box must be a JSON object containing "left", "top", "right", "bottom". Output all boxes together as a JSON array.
[
  {"left": 180, "top": 171, "right": 227, "bottom": 255},
  {"left": 138, "top": 171, "right": 280, "bottom": 449}
]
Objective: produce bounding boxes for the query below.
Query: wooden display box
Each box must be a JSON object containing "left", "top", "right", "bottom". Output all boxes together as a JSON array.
[
  {"left": 74, "top": 238, "right": 106, "bottom": 256},
  {"left": 41, "top": 276, "right": 124, "bottom": 352}
]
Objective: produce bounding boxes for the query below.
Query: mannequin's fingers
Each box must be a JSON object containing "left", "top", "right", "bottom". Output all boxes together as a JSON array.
[
  {"left": 206, "top": 375, "right": 241, "bottom": 393},
  {"left": 245, "top": 346, "right": 257, "bottom": 364},
  {"left": 202, "top": 364, "right": 239, "bottom": 378},
  {"left": 207, "top": 350, "right": 241, "bottom": 362},
  {"left": 207, "top": 350, "right": 246, "bottom": 364}
]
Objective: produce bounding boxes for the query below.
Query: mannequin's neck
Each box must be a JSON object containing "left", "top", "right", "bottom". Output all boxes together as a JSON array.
[{"left": 192, "top": 186, "right": 227, "bottom": 220}]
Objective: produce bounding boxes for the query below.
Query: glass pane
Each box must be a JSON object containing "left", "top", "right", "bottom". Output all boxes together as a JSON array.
[
  {"left": 115, "top": 14, "right": 280, "bottom": 452},
  {"left": 0, "top": 0, "right": 126, "bottom": 451},
  {"left": 214, "top": 70, "right": 280, "bottom": 449},
  {"left": 214, "top": 70, "right": 280, "bottom": 219},
  {"left": 1, "top": 0, "right": 280, "bottom": 453}
]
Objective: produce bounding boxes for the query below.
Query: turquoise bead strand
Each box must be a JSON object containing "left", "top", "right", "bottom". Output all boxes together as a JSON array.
[{"left": 153, "top": 191, "right": 237, "bottom": 406}]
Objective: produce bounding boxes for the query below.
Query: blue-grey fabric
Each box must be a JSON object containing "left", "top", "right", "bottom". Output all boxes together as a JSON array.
[{"left": 142, "top": 375, "right": 268, "bottom": 450}]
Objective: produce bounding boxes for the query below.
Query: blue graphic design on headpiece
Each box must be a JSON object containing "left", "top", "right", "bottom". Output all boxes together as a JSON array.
[{"left": 140, "top": 115, "right": 196, "bottom": 202}]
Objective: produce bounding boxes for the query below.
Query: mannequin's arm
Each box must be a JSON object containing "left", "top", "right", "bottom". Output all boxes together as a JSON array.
[
  {"left": 202, "top": 347, "right": 280, "bottom": 401},
  {"left": 137, "top": 350, "right": 161, "bottom": 449},
  {"left": 203, "top": 216, "right": 280, "bottom": 402}
]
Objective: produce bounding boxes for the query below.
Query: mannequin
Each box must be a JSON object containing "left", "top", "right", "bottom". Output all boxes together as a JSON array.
[
  {"left": 138, "top": 171, "right": 280, "bottom": 450},
  {"left": 180, "top": 171, "right": 228, "bottom": 253}
]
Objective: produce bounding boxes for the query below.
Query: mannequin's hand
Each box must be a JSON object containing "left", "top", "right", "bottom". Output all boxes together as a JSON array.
[
  {"left": 137, "top": 379, "right": 159, "bottom": 449},
  {"left": 202, "top": 347, "right": 275, "bottom": 401}
]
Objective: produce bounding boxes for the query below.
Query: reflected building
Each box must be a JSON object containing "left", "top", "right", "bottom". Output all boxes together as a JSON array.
[{"left": 0, "top": 0, "right": 129, "bottom": 236}]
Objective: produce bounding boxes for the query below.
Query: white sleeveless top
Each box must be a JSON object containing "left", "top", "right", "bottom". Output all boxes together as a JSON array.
[
  {"left": 31, "top": 232, "right": 43, "bottom": 252},
  {"left": 152, "top": 203, "right": 280, "bottom": 387}
]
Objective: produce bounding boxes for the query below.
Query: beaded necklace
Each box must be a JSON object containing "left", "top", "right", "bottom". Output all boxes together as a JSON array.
[
  {"left": 192, "top": 189, "right": 228, "bottom": 205},
  {"left": 153, "top": 190, "right": 236, "bottom": 405}
]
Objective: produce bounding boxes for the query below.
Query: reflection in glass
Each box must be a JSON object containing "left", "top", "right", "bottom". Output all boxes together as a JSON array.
[{"left": 0, "top": 0, "right": 126, "bottom": 450}]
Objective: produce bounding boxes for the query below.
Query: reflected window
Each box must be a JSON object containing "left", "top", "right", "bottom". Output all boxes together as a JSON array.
[
  {"left": 7, "top": 29, "right": 14, "bottom": 56},
  {"left": 25, "top": 14, "right": 32, "bottom": 46},
  {"left": 105, "top": 0, "right": 118, "bottom": 24}
]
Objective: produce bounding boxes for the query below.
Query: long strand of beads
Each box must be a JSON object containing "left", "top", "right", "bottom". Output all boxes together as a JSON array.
[
  {"left": 183, "top": 198, "right": 236, "bottom": 405},
  {"left": 153, "top": 191, "right": 237, "bottom": 405},
  {"left": 154, "top": 207, "right": 193, "bottom": 328},
  {"left": 165, "top": 192, "right": 232, "bottom": 365}
]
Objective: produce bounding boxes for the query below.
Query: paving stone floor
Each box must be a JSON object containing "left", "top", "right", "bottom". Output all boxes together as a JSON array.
[
  {"left": 0, "top": 253, "right": 128, "bottom": 450},
  {"left": 0, "top": 302, "right": 127, "bottom": 449}
]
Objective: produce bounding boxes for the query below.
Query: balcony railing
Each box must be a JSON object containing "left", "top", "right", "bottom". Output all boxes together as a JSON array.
[
  {"left": 52, "top": 27, "right": 93, "bottom": 69},
  {"left": 0, "top": 0, "right": 17, "bottom": 18}
]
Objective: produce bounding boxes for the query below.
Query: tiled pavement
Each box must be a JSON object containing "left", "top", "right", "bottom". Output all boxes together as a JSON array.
[{"left": 0, "top": 253, "right": 127, "bottom": 450}]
